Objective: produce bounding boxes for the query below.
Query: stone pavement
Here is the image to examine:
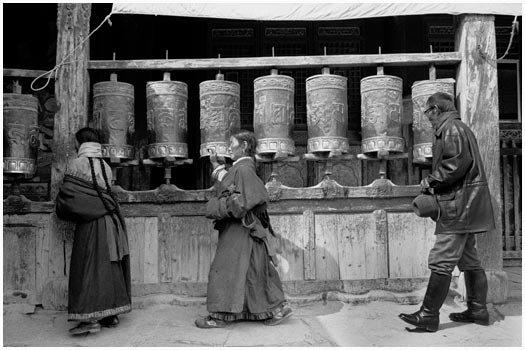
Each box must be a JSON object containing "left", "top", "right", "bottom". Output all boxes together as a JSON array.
[{"left": 3, "top": 295, "right": 522, "bottom": 347}]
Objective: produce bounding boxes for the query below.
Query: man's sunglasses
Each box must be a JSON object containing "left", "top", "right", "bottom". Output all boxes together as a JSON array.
[{"left": 424, "top": 105, "right": 437, "bottom": 114}]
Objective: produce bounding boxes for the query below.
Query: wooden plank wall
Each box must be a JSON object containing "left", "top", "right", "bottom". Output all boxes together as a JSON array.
[
  {"left": 3, "top": 201, "right": 435, "bottom": 306},
  {"left": 117, "top": 204, "right": 434, "bottom": 288},
  {"left": 156, "top": 215, "right": 217, "bottom": 283},
  {"left": 3, "top": 214, "right": 53, "bottom": 305},
  {"left": 388, "top": 213, "right": 435, "bottom": 278}
]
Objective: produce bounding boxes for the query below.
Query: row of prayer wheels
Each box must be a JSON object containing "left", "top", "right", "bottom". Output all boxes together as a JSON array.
[{"left": 3, "top": 71, "right": 454, "bottom": 176}]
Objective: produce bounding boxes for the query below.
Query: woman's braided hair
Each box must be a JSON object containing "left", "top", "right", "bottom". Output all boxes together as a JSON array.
[{"left": 87, "top": 157, "right": 126, "bottom": 229}]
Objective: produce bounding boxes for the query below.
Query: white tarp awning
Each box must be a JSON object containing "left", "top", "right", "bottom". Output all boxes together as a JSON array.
[{"left": 111, "top": 3, "right": 522, "bottom": 21}]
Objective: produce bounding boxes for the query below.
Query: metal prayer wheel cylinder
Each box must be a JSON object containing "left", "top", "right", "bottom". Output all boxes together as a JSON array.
[
  {"left": 360, "top": 75, "right": 404, "bottom": 154},
  {"left": 253, "top": 71, "right": 295, "bottom": 155},
  {"left": 3, "top": 94, "right": 39, "bottom": 175},
  {"left": 146, "top": 75, "right": 188, "bottom": 159},
  {"left": 199, "top": 74, "right": 241, "bottom": 158},
  {"left": 93, "top": 74, "right": 135, "bottom": 159},
  {"left": 411, "top": 79, "right": 455, "bottom": 161},
  {"left": 306, "top": 70, "right": 349, "bottom": 154}
]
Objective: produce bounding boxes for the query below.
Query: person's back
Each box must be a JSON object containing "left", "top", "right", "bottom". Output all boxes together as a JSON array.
[{"left": 56, "top": 127, "right": 132, "bottom": 335}]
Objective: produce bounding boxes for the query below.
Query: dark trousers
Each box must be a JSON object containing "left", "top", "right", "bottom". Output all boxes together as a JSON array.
[{"left": 428, "top": 233, "right": 483, "bottom": 276}]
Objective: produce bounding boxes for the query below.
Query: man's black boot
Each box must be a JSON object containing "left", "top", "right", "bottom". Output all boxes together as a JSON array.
[
  {"left": 449, "top": 269, "right": 489, "bottom": 326},
  {"left": 399, "top": 272, "right": 452, "bottom": 332}
]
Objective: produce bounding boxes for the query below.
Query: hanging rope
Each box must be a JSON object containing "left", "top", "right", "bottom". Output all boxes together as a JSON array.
[
  {"left": 497, "top": 16, "right": 519, "bottom": 61},
  {"left": 31, "top": 11, "right": 114, "bottom": 92},
  {"left": 478, "top": 16, "right": 519, "bottom": 68}
]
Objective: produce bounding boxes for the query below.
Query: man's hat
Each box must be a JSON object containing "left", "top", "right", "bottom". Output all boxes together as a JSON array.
[{"left": 412, "top": 193, "right": 440, "bottom": 221}]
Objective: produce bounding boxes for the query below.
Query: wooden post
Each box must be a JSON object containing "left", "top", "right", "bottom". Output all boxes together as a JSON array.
[
  {"left": 455, "top": 15, "right": 507, "bottom": 302},
  {"left": 52, "top": 3, "right": 92, "bottom": 199},
  {"left": 44, "top": 3, "right": 92, "bottom": 309}
]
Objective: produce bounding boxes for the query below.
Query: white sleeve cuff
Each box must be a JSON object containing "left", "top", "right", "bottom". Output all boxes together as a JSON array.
[{"left": 212, "top": 165, "right": 227, "bottom": 181}]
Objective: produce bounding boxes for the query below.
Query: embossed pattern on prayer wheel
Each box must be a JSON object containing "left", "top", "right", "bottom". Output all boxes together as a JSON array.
[
  {"left": 199, "top": 74, "right": 241, "bottom": 158},
  {"left": 411, "top": 79, "right": 455, "bottom": 162},
  {"left": 3, "top": 94, "right": 39, "bottom": 175},
  {"left": 253, "top": 74, "right": 295, "bottom": 155},
  {"left": 306, "top": 74, "right": 349, "bottom": 153},
  {"left": 93, "top": 77, "right": 135, "bottom": 159},
  {"left": 146, "top": 80, "right": 188, "bottom": 159},
  {"left": 360, "top": 75, "right": 404, "bottom": 154}
]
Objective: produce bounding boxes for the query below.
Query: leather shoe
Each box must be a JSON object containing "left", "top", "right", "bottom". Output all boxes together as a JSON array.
[
  {"left": 69, "top": 321, "right": 101, "bottom": 335},
  {"left": 99, "top": 315, "right": 119, "bottom": 328}
]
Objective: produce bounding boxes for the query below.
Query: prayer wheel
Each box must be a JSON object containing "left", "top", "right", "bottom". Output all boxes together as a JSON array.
[
  {"left": 199, "top": 74, "right": 241, "bottom": 158},
  {"left": 360, "top": 75, "right": 404, "bottom": 154},
  {"left": 253, "top": 70, "right": 295, "bottom": 155},
  {"left": 93, "top": 73, "right": 134, "bottom": 159},
  {"left": 3, "top": 93, "right": 39, "bottom": 175},
  {"left": 306, "top": 68, "right": 349, "bottom": 154},
  {"left": 411, "top": 79, "right": 455, "bottom": 162},
  {"left": 146, "top": 73, "right": 188, "bottom": 159}
]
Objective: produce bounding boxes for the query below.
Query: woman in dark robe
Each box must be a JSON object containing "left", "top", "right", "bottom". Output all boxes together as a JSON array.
[
  {"left": 195, "top": 130, "right": 292, "bottom": 328},
  {"left": 55, "top": 127, "right": 132, "bottom": 335}
]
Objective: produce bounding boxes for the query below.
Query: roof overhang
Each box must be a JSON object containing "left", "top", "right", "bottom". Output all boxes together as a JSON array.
[{"left": 111, "top": 3, "right": 522, "bottom": 21}]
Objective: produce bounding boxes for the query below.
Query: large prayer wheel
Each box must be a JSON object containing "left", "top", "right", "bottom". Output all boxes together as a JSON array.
[
  {"left": 360, "top": 75, "right": 404, "bottom": 154},
  {"left": 199, "top": 74, "right": 241, "bottom": 158},
  {"left": 306, "top": 69, "right": 349, "bottom": 154},
  {"left": 253, "top": 70, "right": 295, "bottom": 155},
  {"left": 93, "top": 74, "right": 134, "bottom": 159},
  {"left": 146, "top": 74, "right": 188, "bottom": 159},
  {"left": 3, "top": 94, "right": 39, "bottom": 175},
  {"left": 411, "top": 79, "right": 455, "bottom": 162}
]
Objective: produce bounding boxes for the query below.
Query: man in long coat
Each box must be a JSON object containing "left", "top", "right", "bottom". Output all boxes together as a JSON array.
[{"left": 399, "top": 92, "right": 495, "bottom": 332}]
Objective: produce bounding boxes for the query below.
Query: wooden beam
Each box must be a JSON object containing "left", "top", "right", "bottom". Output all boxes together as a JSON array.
[
  {"left": 48, "top": 4, "right": 92, "bottom": 303},
  {"left": 88, "top": 52, "right": 462, "bottom": 71},
  {"left": 52, "top": 3, "right": 91, "bottom": 199},
  {"left": 455, "top": 15, "right": 502, "bottom": 270},
  {"left": 3, "top": 68, "right": 54, "bottom": 79}
]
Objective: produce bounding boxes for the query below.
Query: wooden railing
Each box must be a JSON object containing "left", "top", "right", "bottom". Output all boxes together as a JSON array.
[{"left": 500, "top": 123, "right": 522, "bottom": 265}]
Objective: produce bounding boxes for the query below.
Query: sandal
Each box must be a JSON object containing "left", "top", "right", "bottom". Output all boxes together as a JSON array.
[
  {"left": 263, "top": 307, "right": 293, "bottom": 326},
  {"left": 195, "top": 316, "right": 227, "bottom": 329},
  {"left": 69, "top": 321, "right": 101, "bottom": 335},
  {"left": 99, "top": 315, "right": 119, "bottom": 328}
]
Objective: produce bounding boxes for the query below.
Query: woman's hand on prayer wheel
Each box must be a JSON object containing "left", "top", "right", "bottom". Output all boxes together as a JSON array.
[{"left": 208, "top": 148, "right": 225, "bottom": 169}]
